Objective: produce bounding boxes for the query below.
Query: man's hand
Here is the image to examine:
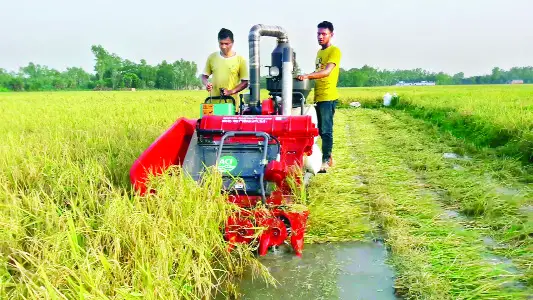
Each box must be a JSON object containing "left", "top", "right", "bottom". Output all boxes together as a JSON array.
[
  {"left": 201, "top": 74, "right": 213, "bottom": 92},
  {"left": 220, "top": 88, "right": 234, "bottom": 96},
  {"left": 297, "top": 63, "right": 336, "bottom": 81}
]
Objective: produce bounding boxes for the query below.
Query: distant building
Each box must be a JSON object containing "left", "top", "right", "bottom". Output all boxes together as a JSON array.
[{"left": 509, "top": 79, "right": 524, "bottom": 84}]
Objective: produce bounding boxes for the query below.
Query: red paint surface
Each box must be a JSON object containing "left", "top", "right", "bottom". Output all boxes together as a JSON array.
[{"left": 130, "top": 113, "right": 318, "bottom": 256}]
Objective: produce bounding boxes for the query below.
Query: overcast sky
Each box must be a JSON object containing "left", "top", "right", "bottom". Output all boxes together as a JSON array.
[{"left": 1, "top": 0, "right": 532, "bottom": 77}]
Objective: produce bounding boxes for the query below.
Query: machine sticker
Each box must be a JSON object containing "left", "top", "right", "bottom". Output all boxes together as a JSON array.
[
  {"left": 221, "top": 116, "right": 268, "bottom": 124},
  {"left": 218, "top": 155, "right": 238, "bottom": 173},
  {"left": 202, "top": 104, "right": 214, "bottom": 115}
]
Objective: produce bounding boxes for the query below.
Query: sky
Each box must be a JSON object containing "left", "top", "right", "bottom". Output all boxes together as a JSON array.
[{"left": 1, "top": 0, "right": 532, "bottom": 77}]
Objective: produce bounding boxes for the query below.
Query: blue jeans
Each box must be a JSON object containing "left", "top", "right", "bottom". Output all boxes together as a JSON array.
[{"left": 316, "top": 100, "right": 337, "bottom": 162}]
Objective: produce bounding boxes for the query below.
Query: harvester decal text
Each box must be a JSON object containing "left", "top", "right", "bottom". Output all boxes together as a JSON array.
[{"left": 218, "top": 155, "right": 238, "bottom": 173}]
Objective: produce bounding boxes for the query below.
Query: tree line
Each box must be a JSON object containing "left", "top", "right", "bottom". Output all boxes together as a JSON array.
[
  {"left": 1, "top": 45, "right": 532, "bottom": 92},
  {"left": 0, "top": 45, "right": 202, "bottom": 92},
  {"left": 337, "top": 65, "right": 533, "bottom": 87}
]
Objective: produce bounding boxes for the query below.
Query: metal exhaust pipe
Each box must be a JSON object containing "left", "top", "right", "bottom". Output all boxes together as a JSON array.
[
  {"left": 248, "top": 24, "right": 290, "bottom": 106},
  {"left": 281, "top": 47, "right": 293, "bottom": 115}
]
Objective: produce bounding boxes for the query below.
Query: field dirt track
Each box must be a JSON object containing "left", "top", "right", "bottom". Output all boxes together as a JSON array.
[{"left": 0, "top": 86, "right": 532, "bottom": 299}]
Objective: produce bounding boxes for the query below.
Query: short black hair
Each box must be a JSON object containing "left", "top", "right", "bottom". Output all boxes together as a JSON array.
[
  {"left": 317, "top": 21, "right": 334, "bottom": 32},
  {"left": 218, "top": 28, "right": 234, "bottom": 42}
]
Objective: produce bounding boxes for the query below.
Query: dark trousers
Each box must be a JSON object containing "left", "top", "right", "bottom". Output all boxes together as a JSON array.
[{"left": 316, "top": 100, "right": 337, "bottom": 162}]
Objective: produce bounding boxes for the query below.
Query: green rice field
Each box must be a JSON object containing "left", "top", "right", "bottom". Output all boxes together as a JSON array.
[{"left": 1, "top": 85, "right": 532, "bottom": 299}]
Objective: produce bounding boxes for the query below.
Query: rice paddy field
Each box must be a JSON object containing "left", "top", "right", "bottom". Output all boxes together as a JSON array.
[{"left": 1, "top": 85, "right": 532, "bottom": 299}]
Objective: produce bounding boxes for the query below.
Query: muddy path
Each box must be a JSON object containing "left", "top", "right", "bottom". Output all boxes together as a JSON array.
[{"left": 235, "top": 107, "right": 532, "bottom": 299}]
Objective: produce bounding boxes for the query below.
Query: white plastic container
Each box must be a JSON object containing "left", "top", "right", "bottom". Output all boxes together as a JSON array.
[
  {"left": 292, "top": 105, "right": 322, "bottom": 174},
  {"left": 292, "top": 105, "right": 319, "bottom": 143},
  {"left": 304, "top": 143, "right": 323, "bottom": 175},
  {"left": 383, "top": 92, "right": 392, "bottom": 106}
]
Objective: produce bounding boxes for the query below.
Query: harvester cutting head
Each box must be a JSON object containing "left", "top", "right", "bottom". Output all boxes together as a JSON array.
[{"left": 130, "top": 24, "right": 322, "bottom": 257}]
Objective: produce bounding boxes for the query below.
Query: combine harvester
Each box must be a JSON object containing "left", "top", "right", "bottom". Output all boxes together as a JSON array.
[{"left": 130, "top": 24, "right": 322, "bottom": 257}]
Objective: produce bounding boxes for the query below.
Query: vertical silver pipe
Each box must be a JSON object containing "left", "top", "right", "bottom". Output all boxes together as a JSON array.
[
  {"left": 248, "top": 24, "right": 289, "bottom": 104},
  {"left": 281, "top": 47, "right": 293, "bottom": 115}
]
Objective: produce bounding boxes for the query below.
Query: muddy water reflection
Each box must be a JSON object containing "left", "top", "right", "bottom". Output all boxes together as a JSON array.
[{"left": 238, "top": 241, "right": 397, "bottom": 300}]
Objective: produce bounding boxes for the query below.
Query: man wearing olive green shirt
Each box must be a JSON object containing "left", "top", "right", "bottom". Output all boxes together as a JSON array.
[
  {"left": 297, "top": 21, "right": 342, "bottom": 173},
  {"left": 201, "top": 28, "right": 249, "bottom": 98}
]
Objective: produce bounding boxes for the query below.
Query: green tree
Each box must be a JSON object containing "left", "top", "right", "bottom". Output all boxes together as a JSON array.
[
  {"left": 91, "top": 45, "right": 109, "bottom": 87},
  {"left": 491, "top": 67, "right": 504, "bottom": 84},
  {"left": 123, "top": 73, "right": 140, "bottom": 88},
  {"left": 0, "top": 68, "right": 13, "bottom": 90}
]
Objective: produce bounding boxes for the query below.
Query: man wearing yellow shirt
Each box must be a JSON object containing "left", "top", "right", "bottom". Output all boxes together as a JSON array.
[
  {"left": 201, "top": 28, "right": 249, "bottom": 98},
  {"left": 297, "top": 21, "right": 341, "bottom": 172}
]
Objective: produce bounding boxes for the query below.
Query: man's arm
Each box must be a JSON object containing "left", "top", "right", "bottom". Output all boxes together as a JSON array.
[
  {"left": 201, "top": 74, "right": 213, "bottom": 92},
  {"left": 298, "top": 47, "right": 341, "bottom": 81},
  {"left": 297, "top": 63, "right": 336, "bottom": 81},
  {"left": 221, "top": 80, "right": 248, "bottom": 95},
  {"left": 201, "top": 55, "right": 213, "bottom": 91}
]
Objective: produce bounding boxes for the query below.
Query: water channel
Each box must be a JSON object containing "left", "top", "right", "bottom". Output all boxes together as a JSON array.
[{"left": 235, "top": 240, "right": 398, "bottom": 300}]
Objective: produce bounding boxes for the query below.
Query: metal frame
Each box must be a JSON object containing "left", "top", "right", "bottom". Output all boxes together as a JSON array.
[{"left": 215, "top": 131, "right": 271, "bottom": 205}]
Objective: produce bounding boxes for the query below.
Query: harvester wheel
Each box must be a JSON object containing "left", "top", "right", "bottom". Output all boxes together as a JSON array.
[{"left": 257, "top": 216, "right": 289, "bottom": 256}]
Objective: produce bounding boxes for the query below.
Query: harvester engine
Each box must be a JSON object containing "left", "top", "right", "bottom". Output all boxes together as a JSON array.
[{"left": 130, "top": 24, "right": 322, "bottom": 256}]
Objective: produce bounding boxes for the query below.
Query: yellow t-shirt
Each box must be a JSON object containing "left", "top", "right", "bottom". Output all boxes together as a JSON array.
[
  {"left": 202, "top": 52, "right": 249, "bottom": 97},
  {"left": 313, "top": 45, "right": 341, "bottom": 102}
]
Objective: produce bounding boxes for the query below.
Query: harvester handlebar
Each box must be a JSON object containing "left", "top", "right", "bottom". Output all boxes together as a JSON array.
[
  {"left": 215, "top": 131, "right": 272, "bottom": 206},
  {"left": 222, "top": 131, "right": 268, "bottom": 138},
  {"left": 204, "top": 95, "right": 236, "bottom": 107}
]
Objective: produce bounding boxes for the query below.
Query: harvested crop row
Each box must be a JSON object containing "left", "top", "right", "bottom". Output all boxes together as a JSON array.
[
  {"left": 304, "top": 114, "right": 373, "bottom": 243},
  {"left": 367, "top": 108, "right": 533, "bottom": 288},
  {"left": 335, "top": 108, "right": 531, "bottom": 299},
  {"left": 336, "top": 85, "right": 533, "bottom": 163}
]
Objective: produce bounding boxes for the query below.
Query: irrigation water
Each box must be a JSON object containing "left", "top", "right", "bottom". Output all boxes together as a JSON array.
[{"left": 233, "top": 241, "right": 397, "bottom": 299}]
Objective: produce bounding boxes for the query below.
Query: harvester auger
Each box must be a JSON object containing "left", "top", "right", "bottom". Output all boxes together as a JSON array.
[{"left": 129, "top": 24, "right": 323, "bottom": 257}]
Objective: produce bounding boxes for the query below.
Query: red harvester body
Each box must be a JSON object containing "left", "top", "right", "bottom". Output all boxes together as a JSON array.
[
  {"left": 130, "top": 23, "right": 321, "bottom": 257},
  {"left": 130, "top": 113, "right": 318, "bottom": 256}
]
